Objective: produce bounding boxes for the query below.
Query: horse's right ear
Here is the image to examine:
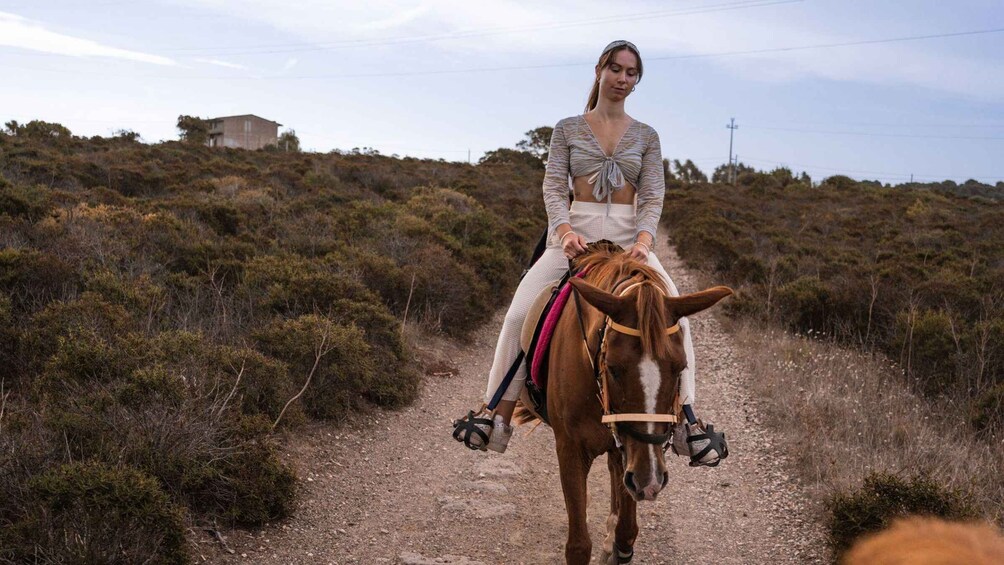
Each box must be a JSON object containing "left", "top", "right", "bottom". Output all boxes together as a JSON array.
[{"left": 568, "top": 278, "right": 627, "bottom": 318}]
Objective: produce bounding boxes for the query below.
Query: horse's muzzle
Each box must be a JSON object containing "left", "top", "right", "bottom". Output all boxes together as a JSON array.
[{"left": 624, "top": 470, "right": 669, "bottom": 501}]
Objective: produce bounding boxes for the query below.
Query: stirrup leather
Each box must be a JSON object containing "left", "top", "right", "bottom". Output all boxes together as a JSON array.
[
  {"left": 686, "top": 422, "right": 729, "bottom": 467},
  {"left": 452, "top": 409, "right": 494, "bottom": 450}
]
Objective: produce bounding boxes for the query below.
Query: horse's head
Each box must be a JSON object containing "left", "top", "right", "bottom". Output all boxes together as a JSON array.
[{"left": 568, "top": 274, "right": 732, "bottom": 501}]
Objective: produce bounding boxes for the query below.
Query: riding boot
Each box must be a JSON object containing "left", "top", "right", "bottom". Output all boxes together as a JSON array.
[{"left": 486, "top": 414, "right": 514, "bottom": 453}]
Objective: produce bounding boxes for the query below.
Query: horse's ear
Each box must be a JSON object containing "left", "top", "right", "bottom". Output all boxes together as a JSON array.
[
  {"left": 664, "top": 286, "right": 733, "bottom": 318},
  {"left": 568, "top": 278, "right": 627, "bottom": 318}
]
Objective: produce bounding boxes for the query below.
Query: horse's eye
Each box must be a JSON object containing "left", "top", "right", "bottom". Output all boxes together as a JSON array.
[{"left": 608, "top": 366, "right": 622, "bottom": 380}]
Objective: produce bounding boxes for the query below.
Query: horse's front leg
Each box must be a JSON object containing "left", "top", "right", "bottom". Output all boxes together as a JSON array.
[
  {"left": 602, "top": 450, "right": 638, "bottom": 564},
  {"left": 556, "top": 437, "right": 594, "bottom": 565}
]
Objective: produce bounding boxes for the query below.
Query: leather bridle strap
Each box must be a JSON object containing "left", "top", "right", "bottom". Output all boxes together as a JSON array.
[
  {"left": 608, "top": 319, "right": 680, "bottom": 337},
  {"left": 602, "top": 413, "right": 677, "bottom": 423}
]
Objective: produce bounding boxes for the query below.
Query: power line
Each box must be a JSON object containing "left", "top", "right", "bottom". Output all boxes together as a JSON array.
[
  {"left": 150, "top": 0, "right": 801, "bottom": 55},
  {"left": 643, "top": 27, "right": 1004, "bottom": 62},
  {"left": 6, "top": 25, "right": 1003, "bottom": 81}
]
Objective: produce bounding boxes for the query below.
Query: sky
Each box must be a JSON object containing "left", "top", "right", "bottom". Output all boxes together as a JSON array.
[{"left": 1, "top": 0, "right": 1002, "bottom": 185}]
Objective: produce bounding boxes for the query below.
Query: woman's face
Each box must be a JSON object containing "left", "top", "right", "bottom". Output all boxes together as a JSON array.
[{"left": 596, "top": 49, "right": 640, "bottom": 101}]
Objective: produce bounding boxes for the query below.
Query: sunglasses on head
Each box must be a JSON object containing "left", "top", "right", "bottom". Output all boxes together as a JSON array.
[{"left": 601, "top": 40, "right": 638, "bottom": 56}]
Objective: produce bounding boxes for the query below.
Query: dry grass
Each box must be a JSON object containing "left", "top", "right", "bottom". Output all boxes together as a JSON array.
[{"left": 720, "top": 315, "right": 1003, "bottom": 523}]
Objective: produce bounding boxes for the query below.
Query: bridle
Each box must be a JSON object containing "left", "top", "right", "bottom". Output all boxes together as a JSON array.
[{"left": 571, "top": 274, "right": 681, "bottom": 450}]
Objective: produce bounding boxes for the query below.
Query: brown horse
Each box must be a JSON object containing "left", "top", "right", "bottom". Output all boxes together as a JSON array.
[{"left": 519, "top": 244, "right": 732, "bottom": 564}]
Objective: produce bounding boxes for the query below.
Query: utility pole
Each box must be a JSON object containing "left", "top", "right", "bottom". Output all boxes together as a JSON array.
[
  {"left": 726, "top": 117, "right": 738, "bottom": 185},
  {"left": 467, "top": 149, "right": 471, "bottom": 164}
]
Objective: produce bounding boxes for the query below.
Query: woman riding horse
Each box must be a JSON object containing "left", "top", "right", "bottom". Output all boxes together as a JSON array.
[{"left": 452, "top": 40, "right": 728, "bottom": 466}]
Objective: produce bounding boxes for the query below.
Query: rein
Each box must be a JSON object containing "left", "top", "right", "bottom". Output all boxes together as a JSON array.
[{"left": 571, "top": 272, "right": 680, "bottom": 448}]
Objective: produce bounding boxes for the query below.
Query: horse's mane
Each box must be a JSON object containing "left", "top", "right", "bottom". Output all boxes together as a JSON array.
[{"left": 574, "top": 241, "right": 672, "bottom": 360}]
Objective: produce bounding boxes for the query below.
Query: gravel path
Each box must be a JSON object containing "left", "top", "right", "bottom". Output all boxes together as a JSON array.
[{"left": 208, "top": 247, "right": 827, "bottom": 564}]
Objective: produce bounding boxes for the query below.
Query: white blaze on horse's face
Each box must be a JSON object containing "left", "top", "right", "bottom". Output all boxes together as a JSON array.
[
  {"left": 637, "top": 355, "right": 661, "bottom": 434},
  {"left": 615, "top": 349, "right": 677, "bottom": 502},
  {"left": 638, "top": 355, "right": 663, "bottom": 499}
]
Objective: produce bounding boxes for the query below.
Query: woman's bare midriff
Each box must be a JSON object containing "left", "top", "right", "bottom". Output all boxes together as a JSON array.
[{"left": 571, "top": 177, "right": 636, "bottom": 205}]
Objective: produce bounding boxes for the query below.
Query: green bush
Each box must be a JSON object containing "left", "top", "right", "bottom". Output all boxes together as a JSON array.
[
  {"left": 0, "top": 183, "right": 52, "bottom": 221},
  {"left": 826, "top": 471, "right": 977, "bottom": 559},
  {"left": 2, "top": 461, "right": 189, "bottom": 565},
  {"left": 254, "top": 315, "right": 378, "bottom": 420},
  {"left": 894, "top": 309, "right": 960, "bottom": 396},
  {"left": 971, "top": 384, "right": 1004, "bottom": 436},
  {"left": 0, "top": 248, "right": 80, "bottom": 312},
  {"left": 775, "top": 276, "right": 831, "bottom": 333}
]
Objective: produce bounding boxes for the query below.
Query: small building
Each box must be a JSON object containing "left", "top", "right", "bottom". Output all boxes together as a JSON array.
[{"left": 207, "top": 114, "right": 281, "bottom": 150}]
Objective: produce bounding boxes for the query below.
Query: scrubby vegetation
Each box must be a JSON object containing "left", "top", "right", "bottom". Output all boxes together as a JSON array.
[
  {"left": 0, "top": 121, "right": 543, "bottom": 560},
  {"left": 3, "top": 119, "right": 1000, "bottom": 559},
  {"left": 663, "top": 170, "right": 1004, "bottom": 434},
  {"left": 826, "top": 472, "right": 977, "bottom": 559}
]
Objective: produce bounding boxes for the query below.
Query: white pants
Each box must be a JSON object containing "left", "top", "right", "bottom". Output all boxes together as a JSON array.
[{"left": 484, "top": 201, "right": 696, "bottom": 406}]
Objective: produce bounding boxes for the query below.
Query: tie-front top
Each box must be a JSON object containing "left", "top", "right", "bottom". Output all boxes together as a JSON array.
[{"left": 542, "top": 114, "right": 665, "bottom": 244}]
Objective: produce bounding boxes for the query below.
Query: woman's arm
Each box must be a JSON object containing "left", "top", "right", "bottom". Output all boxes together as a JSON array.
[
  {"left": 635, "top": 126, "right": 666, "bottom": 247},
  {"left": 542, "top": 119, "right": 572, "bottom": 238}
]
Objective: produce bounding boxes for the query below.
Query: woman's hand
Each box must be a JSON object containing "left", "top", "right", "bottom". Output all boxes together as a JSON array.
[
  {"left": 625, "top": 241, "right": 650, "bottom": 261},
  {"left": 561, "top": 231, "right": 588, "bottom": 259}
]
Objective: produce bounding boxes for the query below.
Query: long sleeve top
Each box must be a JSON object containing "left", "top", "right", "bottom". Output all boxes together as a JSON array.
[{"left": 542, "top": 114, "right": 666, "bottom": 244}]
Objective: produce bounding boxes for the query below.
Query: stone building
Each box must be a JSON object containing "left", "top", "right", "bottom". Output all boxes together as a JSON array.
[{"left": 206, "top": 114, "right": 281, "bottom": 150}]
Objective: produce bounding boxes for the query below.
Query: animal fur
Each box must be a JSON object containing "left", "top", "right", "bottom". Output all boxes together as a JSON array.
[{"left": 842, "top": 516, "right": 1004, "bottom": 565}]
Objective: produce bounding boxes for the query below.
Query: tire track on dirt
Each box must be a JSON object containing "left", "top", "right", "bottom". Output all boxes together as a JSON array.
[{"left": 212, "top": 247, "right": 826, "bottom": 564}]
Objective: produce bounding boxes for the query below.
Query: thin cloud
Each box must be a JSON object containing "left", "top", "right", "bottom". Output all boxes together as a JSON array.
[
  {"left": 194, "top": 57, "right": 249, "bottom": 70},
  {"left": 283, "top": 57, "right": 299, "bottom": 70},
  {"left": 0, "top": 11, "right": 176, "bottom": 66},
  {"left": 172, "top": 1, "right": 1001, "bottom": 100},
  {"left": 356, "top": 3, "right": 431, "bottom": 31}
]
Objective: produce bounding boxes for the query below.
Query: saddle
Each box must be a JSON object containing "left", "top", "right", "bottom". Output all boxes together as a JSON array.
[{"left": 516, "top": 273, "right": 566, "bottom": 423}]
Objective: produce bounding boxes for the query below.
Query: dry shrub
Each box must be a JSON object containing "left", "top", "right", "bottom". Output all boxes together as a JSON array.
[
  {"left": 0, "top": 182, "right": 52, "bottom": 222},
  {"left": 84, "top": 268, "right": 168, "bottom": 321},
  {"left": 212, "top": 175, "right": 247, "bottom": 197},
  {"left": 827, "top": 472, "right": 977, "bottom": 558},
  {"left": 730, "top": 318, "right": 1004, "bottom": 526},
  {"left": 0, "top": 248, "right": 80, "bottom": 313}
]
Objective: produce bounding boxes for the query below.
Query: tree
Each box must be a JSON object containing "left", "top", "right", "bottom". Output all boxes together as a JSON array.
[
  {"left": 4, "top": 120, "right": 72, "bottom": 139},
  {"left": 176, "top": 115, "right": 209, "bottom": 144},
  {"left": 478, "top": 147, "right": 545, "bottom": 169},
  {"left": 277, "top": 129, "right": 300, "bottom": 152},
  {"left": 711, "top": 161, "right": 754, "bottom": 184},
  {"left": 112, "top": 129, "right": 141, "bottom": 142},
  {"left": 662, "top": 158, "right": 676, "bottom": 180},
  {"left": 515, "top": 126, "right": 553, "bottom": 164},
  {"left": 673, "top": 159, "right": 708, "bottom": 184}
]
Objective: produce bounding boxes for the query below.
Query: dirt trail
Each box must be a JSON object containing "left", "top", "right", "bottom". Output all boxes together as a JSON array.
[{"left": 210, "top": 247, "right": 827, "bottom": 564}]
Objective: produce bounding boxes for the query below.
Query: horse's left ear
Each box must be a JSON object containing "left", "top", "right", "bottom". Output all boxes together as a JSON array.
[
  {"left": 664, "top": 286, "right": 734, "bottom": 318},
  {"left": 568, "top": 278, "right": 628, "bottom": 318}
]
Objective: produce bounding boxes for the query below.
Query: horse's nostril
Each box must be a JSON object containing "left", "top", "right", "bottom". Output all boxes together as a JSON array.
[
  {"left": 661, "top": 472, "right": 669, "bottom": 488},
  {"left": 624, "top": 472, "right": 637, "bottom": 493}
]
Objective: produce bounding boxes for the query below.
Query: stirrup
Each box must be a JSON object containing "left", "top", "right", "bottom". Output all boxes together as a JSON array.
[
  {"left": 451, "top": 406, "right": 494, "bottom": 451},
  {"left": 686, "top": 420, "right": 729, "bottom": 467}
]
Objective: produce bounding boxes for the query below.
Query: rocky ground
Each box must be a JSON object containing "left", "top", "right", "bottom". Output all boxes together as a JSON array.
[{"left": 204, "top": 247, "right": 828, "bottom": 564}]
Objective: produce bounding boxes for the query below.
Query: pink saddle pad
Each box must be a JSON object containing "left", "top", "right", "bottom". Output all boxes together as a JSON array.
[{"left": 530, "top": 268, "right": 589, "bottom": 387}]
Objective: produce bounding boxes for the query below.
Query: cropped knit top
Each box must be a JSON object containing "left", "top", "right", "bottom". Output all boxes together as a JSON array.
[{"left": 542, "top": 114, "right": 666, "bottom": 243}]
